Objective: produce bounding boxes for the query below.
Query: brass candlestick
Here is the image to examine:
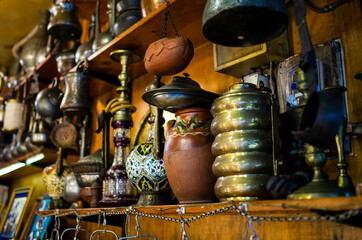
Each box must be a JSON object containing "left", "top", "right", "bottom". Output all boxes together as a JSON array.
[
  {"left": 288, "top": 144, "right": 349, "bottom": 199},
  {"left": 336, "top": 117, "right": 355, "bottom": 194}
]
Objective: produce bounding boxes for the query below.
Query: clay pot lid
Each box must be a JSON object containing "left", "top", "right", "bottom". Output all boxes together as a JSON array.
[{"left": 142, "top": 73, "right": 220, "bottom": 113}]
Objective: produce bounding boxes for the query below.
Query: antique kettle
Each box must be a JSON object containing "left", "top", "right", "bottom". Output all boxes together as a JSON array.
[
  {"left": 202, "top": 0, "right": 288, "bottom": 47},
  {"left": 35, "top": 78, "right": 63, "bottom": 120},
  {"left": 48, "top": 0, "right": 82, "bottom": 41},
  {"left": 60, "top": 61, "right": 91, "bottom": 115}
]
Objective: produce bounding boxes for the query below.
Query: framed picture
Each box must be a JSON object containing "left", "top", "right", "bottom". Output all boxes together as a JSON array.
[
  {"left": 0, "top": 187, "right": 33, "bottom": 240},
  {"left": 20, "top": 196, "right": 52, "bottom": 240}
]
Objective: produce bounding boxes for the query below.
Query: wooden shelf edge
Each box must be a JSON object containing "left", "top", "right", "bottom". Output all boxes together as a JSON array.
[{"left": 38, "top": 196, "right": 362, "bottom": 217}]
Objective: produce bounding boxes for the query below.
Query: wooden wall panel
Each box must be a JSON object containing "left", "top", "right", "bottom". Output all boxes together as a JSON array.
[{"left": 289, "top": 0, "right": 362, "bottom": 123}]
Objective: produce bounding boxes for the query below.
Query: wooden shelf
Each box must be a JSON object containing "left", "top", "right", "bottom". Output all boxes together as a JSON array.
[
  {"left": 27, "top": 54, "right": 60, "bottom": 84},
  {"left": 85, "top": 0, "right": 208, "bottom": 82},
  {"left": 38, "top": 197, "right": 362, "bottom": 217}
]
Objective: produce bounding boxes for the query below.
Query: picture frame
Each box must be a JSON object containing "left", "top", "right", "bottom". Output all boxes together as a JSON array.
[
  {"left": 0, "top": 187, "right": 34, "bottom": 240},
  {"left": 20, "top": 196, "right": 52, "bottom": 240}
]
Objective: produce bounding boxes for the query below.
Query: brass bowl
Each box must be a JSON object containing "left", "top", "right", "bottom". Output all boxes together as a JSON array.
[{"left": 75, "top": 172, "right": 101, "bottom": 188}]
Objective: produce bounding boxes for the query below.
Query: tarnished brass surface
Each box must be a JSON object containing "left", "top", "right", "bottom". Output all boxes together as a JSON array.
[
  {"left": 211, "top": 82, "right": 274, "bottom": 200},
  {"left": 212, "top": 130, "right": 272, "bottom": 156},
  {"left": 214, "top": 174, "right": 272, "bottom": 201},
  {"left": 211, "top": 110, "right": 271, "bottom": 135},
  {"left": 213, "top": 152, "right": 273, "bottom": 177},
  {"left": 202, "top": 0, "right": 288, "bottom": 47}
]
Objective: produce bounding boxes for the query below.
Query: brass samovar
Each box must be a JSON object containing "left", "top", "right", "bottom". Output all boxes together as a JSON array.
[{"left": 210, "top": 81, "right": 277, "bottom": 201}]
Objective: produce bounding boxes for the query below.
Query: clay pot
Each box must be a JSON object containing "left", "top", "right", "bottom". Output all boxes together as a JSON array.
[
  {"left": 144, "top": 37, "right": 194, "bottom": 76},
  {"left": 164, "top": 107, "right": 217, "bottom": 203}
]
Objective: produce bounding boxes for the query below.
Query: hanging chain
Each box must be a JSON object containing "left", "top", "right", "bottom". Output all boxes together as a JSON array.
[
  {"left": 161, "top": 1, "right": 179, "bottom": 38},
  {"left": 38, "top": 204, "right": 361, "bottom": 225}
]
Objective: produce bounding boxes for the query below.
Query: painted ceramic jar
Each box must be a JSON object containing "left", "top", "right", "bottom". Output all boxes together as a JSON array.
[
  {"left": 127, "top": 141, "right": 171, "bottom": 205},
  {"left": 164, "top": 107, "right": 217, "bottom": 203}
]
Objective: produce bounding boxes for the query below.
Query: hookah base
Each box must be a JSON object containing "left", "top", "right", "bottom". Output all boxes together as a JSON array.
[
  {"left": 49, "top": 197, "right": 68, "bottom": 210},
  {"left": 98, "top": 195, "right": 138, "bottom": 207}
]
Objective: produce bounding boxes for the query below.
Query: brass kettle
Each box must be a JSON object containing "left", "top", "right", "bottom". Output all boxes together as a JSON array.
[
  {"left": 48, "top": 0, "right": 82, "bottom": 41},
  {"left": 202, "top": 0, "right": 288, "bottom": 47}
]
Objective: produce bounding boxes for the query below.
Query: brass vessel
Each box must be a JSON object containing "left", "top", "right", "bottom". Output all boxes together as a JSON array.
[{"left": 211, "top": 82, "right": 275, "bottom": 201}]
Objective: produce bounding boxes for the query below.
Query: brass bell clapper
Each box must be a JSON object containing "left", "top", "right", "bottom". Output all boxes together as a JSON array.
[{"left": 99, "top": 49, "right": 140, "bottom": 207}]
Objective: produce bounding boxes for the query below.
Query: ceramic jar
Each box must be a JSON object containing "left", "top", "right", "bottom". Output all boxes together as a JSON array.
[
  {"left": 127, "top": 141, "right": 171, "bottom": 205},
  {"left": 210, "top": 82, "right": 274, "bottom": 201},
  {"left": 164, "top": 107, "right": 217, "bottom": 203}
]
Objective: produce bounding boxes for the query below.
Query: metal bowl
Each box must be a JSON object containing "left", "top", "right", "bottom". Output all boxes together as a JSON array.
[
  {"left": 142, "top": 74, "right": 219, "bottom": 113},
  {"left": 75, "top": 172, "right": 100, "bottom": 188}
]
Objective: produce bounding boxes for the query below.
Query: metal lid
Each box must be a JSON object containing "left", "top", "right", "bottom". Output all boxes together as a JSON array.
[{"left": 142, "top": 74, "right": 219, "bottom": 113}]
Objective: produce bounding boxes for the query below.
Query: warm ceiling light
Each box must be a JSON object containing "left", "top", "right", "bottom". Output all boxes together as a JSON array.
[
  {"left": 0, "top": 162, "right": 26, "bottom": 176},
  {"left": 25, "top": 153, "right": 45, "bottom": 165},
  {"left": 0, "top": 153, "right": 45, "bottom": 176}
]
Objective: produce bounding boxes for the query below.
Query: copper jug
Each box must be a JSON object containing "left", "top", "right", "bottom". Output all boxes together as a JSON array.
[
  {"left": 48, "top": 0, "right": 82, "bottom": 41},
  {"left": 60, "top": 61, "right": 91, "bottom": 115},
  {"left": 202, "top": 0, "right": 288, "bottom": 47}
]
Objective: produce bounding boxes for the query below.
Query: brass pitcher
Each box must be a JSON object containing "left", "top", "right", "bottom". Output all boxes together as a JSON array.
[
  {"left": 210, "top": 82, "right": 276, "bottom": 201},
  {"left": 202, "top": 0, "right": 288, "bottom": 47},
  {"left": 48, "top": 0, "right": 82, "bottom": 41},
  {"left": 60, "top": 61, "right": 91, "bottom": 115},
  {"left": 20, "top": 10, "right": 50, "bottom": 73},
  {"left": 92, "top": 0, "right": 116, "bottom": 51}
]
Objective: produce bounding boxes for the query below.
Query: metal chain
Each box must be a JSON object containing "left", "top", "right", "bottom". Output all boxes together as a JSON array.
[
  {"left": 38, "top": 204, "right": 361, "bottom": 225},
  {"left": 161, "top": 1, "right": 179, "bottom": 38}
]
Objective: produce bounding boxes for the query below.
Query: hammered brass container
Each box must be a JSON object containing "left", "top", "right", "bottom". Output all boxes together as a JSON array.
[{"left": 211, "top": 82, "right": 274, "bottom": 201}]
